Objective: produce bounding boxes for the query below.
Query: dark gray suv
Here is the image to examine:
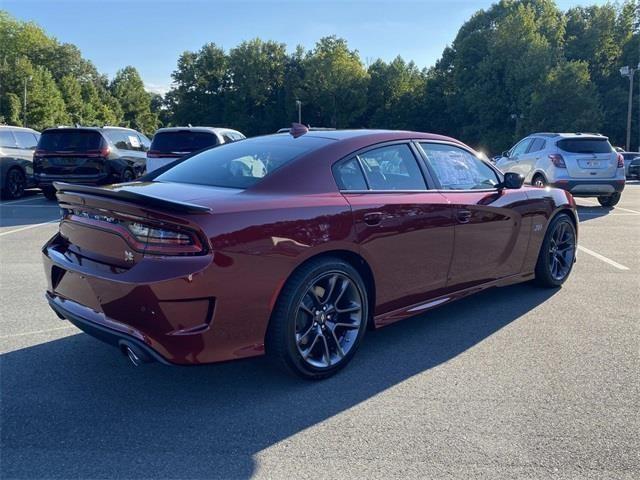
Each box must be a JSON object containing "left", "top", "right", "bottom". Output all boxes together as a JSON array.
[
  {"left": 34, "top": 126, "right": 151, "bottom": 200},
  {"left": 0, "top": 125, "right": 40, "bottom": 200}
]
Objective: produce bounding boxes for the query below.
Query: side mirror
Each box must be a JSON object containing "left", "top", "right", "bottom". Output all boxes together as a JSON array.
[
  {"left": 502, "top": 150, "right": 510, "bottom": 158},
  {"left": 499, "top": 172, "right": 524, "bottom": 190}
]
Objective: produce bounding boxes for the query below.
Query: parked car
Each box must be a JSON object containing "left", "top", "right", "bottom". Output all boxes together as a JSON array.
[
  {"left": 146, "top": 127, "right": 245, "bottom": 173},
  {"left": 619, "top": 152, "right": 640, "bottom": 178},
  {"left": 496, "top": 133, "right": 625, "bottom": 207},
  {"left": 628, "top": 157, "right": 640, "bottom": 180},
  {"left": 43, "top": 128, "right": 578, "bottom": 379},
  {"left": 0, "top": 125, "right": 40, "bottom": 199},
  {"left": 34, "top": 126, "right": 151, "bottom": 200}
]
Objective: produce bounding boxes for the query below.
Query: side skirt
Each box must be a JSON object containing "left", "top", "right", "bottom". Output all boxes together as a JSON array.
[{"left": 373, "top": 272, "right": 535, "bottom": 328}]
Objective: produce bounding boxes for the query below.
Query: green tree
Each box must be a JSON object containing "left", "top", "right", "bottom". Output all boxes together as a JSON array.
[
  {"left": 25, "top": 66, "right": 68, "bottom": 130},
  {"left": 528, "top": 61, "right": 602, "bottom": 132},
  {"left": 300, "top": 36, "right": 369, "bottom": 128},
  {"left": 59, "top": 75, "right": 83, "bottom": 124},
  {"left": 110, "top": 66, "right": 157, "bottom": 134}
]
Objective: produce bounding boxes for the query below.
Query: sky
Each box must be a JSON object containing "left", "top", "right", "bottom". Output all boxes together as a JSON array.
[{"left": 4, "top": 0, "right": 609, "bottom": 95}]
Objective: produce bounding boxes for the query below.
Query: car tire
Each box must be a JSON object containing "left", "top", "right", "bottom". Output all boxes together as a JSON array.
[
  {"left": 121, "top": 169, "right": 135, "bottom": 183},
  {"left": 597, "top": 192, "right": 621, "bottom": 208},
  {"left": 1, "top": 167, "right": 26, "bottom": 200},
  {"left": 534, "top": 213, "right": 577, "bottom": 288},
  {"left": 532, "top": 174, "right": 546, "bottom": 188},
  {"left": 41, "top": 186, "right": 58, "bottom": 201},
  {"left": 266, "top": 257, "right": 369, "bottom": 380}
]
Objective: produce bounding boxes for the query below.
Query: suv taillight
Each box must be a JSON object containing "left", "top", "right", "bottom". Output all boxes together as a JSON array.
[
  {"left": 616, "top": 153, "right": 624, "bottom": 168},
  {"left": 549, "top": 154, "right": 566, "bottom": 168}
]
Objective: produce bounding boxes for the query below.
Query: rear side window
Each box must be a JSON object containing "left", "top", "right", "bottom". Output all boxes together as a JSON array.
[
  {"left": 155, "top": 135, "right": 332, "bottom": 189},
  {"left": 334, "top": 158, "right": 367, "bottom": 190},
  {"left": 0, "top": 130, "right": 16, "bottom": 148},
  {"left": 151, "top": 131, "right": 218, "bottom": 153},
  {"left": 14, "top": 131, "right": 38, "bottom": 149},
  {"left": 39, "top": 130, "right": 104, "bottom": 151},
  {"left": 420, "top": 143, "right": 499, "bottom": 190},
  {"left": 557, "top": 138, "right": 612, "bottom": 154},
  {"left": 527, "top": 138, "right": 546, "bottom": 153},
  {"left": 357, "top": 144, "right": 426, "bottom": 190}
]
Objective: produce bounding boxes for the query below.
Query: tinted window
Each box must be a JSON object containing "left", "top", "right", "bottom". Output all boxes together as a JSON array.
[
  {"left": 358, "top": 144, "right": 426, "bottom": 190},
  {"left": 527, "top": 138, "right": 546, "bottom": 153},
  {"left": 38, "top": 130, "right": 104, "bottom": 151},
  {"left": 151, "top": 131, "right": 218, "bottom": 153},
  {"left": 420, "top": 143, "right": 499, "bottom": 190},
  {"left": 0, "top": 130, "right": 16, "bottom": 148},
  {"left": 334, "top": 158, "right": 367, "bottom": 190},
  {"left": 155, "top": 135, "right": 332, "bottom": 189},
  {"left": 557, "top": 138, "right": 612, "bottom": 154},
  {"left": 510, "top": 139, "right": 531, "bottom": 157}
]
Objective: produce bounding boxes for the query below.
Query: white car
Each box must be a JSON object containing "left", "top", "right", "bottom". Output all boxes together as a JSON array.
[
  {"left": 146, "top": 127, "right": 245, "bottom": 173},
  {"left": 496, "top": 133, "right": 625, "bottom": 207}
]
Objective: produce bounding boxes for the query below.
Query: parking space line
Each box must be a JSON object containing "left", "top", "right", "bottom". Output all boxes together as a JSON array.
[
  {"left": 0, "top": 220, "right": 59, "bottom": 238},
  {"left": 0, "top": 195, "right": 45, "bottom": 205},
  {"left": 577, "top": 199, "right": 640, "bottom": 215},
  {"left": 0, "top": 325, "right": 74, "bottom": 339},
  {"left": 0, "top": 205, "right": 61, "bottom": 208},
  {"left": 577, "top": 245, "right": 630, "bottom": 271}
]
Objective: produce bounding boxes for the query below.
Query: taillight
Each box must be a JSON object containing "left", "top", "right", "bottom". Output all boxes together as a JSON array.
[
  {"left": 549, "top": 153, "right": 566, "bottom": 168},
  {"left": 616, "top": 153, "right": 624, "bottom": 168},
  {"left": 147, "top": 150, "right": 161, "bottom": 158},
  {"left": 128, "top": 222, "right": 195, "bottom": 247},
  {"left": 100, "top": 146, "right": 110, "bottom": 157}
]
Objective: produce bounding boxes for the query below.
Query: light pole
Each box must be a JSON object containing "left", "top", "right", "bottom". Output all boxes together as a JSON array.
[
  {"left": 620, "top": 65, "right": 635, "bottom": 152},
  {"left": 23, "top": 75, "right": 32, "bottom": 128},
  {"left": 295, "top": 100, "right": 302, "bottom": 124}
]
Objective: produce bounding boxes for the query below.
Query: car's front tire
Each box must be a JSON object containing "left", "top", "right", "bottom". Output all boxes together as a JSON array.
[
  {"left": 1, "top": 167, "right": 26, "bottom": 200},
  {"left": 266, "top": 257, "right": 369, "bottom": 380},
  {"left": 534, "top": 213, "right": 577, "bottom": 288},
  {"left": 532, "top": 174, "right": 546, "bottom": 188},
  {"left": 41, "top": 186, "right": 57, "bottom": 201},
  {"left": 597, "top": 192, "right": 621, "bottom": 208}
]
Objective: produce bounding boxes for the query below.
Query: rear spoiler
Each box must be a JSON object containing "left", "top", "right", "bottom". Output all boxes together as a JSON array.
[{"left": 53, "top": 182, "right": 212, "bottom": 214}]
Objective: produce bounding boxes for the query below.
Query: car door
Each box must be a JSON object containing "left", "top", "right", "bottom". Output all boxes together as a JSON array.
[
  {"left": 518, "top": 138, "right": 546, "bottom": 181},
  {"left": 498, "top": 138, "right": 532, "bottom": 176},
  {"left": 418, "top": 142, "right": 531, "bottom": 290},
  {"left": 334, "top": 142, "right": 456, "bottom": 317}
]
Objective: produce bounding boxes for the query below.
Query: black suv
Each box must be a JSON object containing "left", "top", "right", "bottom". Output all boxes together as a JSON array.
[{"left": 34, "top": 126, "right": 151, "bottom": 200}]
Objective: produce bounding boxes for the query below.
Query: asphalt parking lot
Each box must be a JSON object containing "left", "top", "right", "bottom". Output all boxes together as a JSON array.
[{"left": 1, "top": 183, "right": 638, "bottom": 479}]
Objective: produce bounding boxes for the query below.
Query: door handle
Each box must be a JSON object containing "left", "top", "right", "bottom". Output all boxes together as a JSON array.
[
  {"left": 456, "top": 209, "right": 472, "bottom": 224},
  {"left": 363, "top": 212, "right": 383, "bottom": 226}
]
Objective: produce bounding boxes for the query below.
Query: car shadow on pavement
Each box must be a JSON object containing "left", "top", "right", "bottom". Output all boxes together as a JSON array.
[
  {"left": 576, "top": 205, "right": 612, "bottom": 222},
  {"left": 1, "top": 283, "right": 557, "bottom": 479}
]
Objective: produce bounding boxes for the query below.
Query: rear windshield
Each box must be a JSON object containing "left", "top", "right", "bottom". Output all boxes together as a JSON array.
[
  {"left": 39, "top": 130, "right": 104, "bottom": 151},
  {"left": 557, "top": 138, "right": 612, "bottom": 154},
  {"left": 155, "top": 135, "right": 332, "bottom": 189},
  {"left": 151, "top": 131, "right": 218, "bottom": 153}
]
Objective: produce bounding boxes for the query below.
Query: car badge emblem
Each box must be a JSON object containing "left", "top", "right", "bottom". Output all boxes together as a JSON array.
[{"left": 124, "top": 250, "right": 134, "bottom": 262}]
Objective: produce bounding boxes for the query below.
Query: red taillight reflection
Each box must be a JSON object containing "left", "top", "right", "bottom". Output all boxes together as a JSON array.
[
  {"left": 549, "top": 154, "right": 566, "bottom": 168},
  {"left": 616, "top": 153, "right": 624, "bottom": 168}
]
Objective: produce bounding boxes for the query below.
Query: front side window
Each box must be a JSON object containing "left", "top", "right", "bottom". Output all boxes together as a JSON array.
[
  {"left": 510, "top": 139, "right": 532, "bottom": 157},
  {"left": 357, "top": 144, "right": 426, "bottom": 190},
  {"left": 155, "top": 135, "right": 332, "bottom": 189},
  {"left": 14, "top": 131, "right": 38, "bottom": 150},
  {"left": 420, "top": 143, "right": 499, "bottom": 190}
]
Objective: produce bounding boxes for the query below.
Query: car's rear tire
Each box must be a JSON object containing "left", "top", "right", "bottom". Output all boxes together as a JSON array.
[
  {"left": 597, "top": 192, "right": 621, "bottom": 208},
  {"left": 266, "top": 257, "right": 369, "bottom": 380},
  {"left": 1, "top": 167, "right": 26, "bottom": 200},
  {"left": 41, "top": 186, "right": 57, "bottom": 201},
  {"left": 534, "top": 213, "right": 576, "bottom": 288},
  {"left": 532, "top": 174, "right": 546, "bottom": 188},
  {"left": 121, "top": 168, "right": 135, "bottom": 183}
]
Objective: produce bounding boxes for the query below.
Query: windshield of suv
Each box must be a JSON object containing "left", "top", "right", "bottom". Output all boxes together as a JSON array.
[
  {"left": 557, "top": 138, "right": 612, "bottom": 154},
  {"left": 151, "top": 131, "right": 218, "bottom": 153},
  {"left": 155, "top": 135, "right": 332, "bottom": 189},
  {"left": 39, "top": 130, "right": 104, "bottom": 151}
]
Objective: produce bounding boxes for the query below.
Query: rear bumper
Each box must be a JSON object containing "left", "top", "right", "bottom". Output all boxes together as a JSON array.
[
  {"left": 549, "top": 179, "right": 625, "bottom": 196},
  {"left": 47, "top": 293, "right": 171, "bottom": 365},
  {"left": 35, "top": 173, "right": 114, "bottom": 187}
]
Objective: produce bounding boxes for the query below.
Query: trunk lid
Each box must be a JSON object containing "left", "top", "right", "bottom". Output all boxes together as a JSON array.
[{"left": 557, "top": 137, "right": 617, "bottom": 179}]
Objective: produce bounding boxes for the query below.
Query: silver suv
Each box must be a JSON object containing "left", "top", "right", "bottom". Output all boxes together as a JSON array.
[
  {"left": 0, "top": 125, "right": 40, "bottom": 199},
  {"left": 496, "top": 133, "right": 625, "bottom": 207}
]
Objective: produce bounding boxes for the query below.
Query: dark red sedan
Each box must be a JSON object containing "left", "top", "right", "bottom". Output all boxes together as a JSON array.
[{"left": 43, "top": 128, "right": 578, "bottom": 379}]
